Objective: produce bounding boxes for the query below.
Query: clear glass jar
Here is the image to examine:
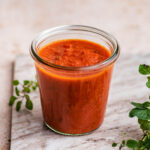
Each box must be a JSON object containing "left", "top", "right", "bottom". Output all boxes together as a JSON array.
[{"left": 30, "top": 25, "right": 120, "bottom": 135}]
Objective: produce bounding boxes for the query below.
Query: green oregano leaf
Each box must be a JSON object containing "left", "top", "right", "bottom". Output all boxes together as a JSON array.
[
  {"left": 129, "top": 108, "right": 150, "bottom": 120},
  {"left": 15, "top": 87, "right": 20, "bottom": 96},
  {"left": 143, "top": 102, "right": 150, "bottom": 108},
  {"left": 131, "top": 102, "right": 144, "bottom": 109},
  {"left": 112, "top": 143, "right": 117, "bottom": 147},
  {"left": 138, "top": 119, "right": 150, "bottom": 131},
  {"left": 16, "top": 101, "right": 22, "bottom": 111},
  {"left": 9, "top": 78, "right": 38, "bottom": 111},
  {"left": 121, "top": 140, "right": 126, "bottom": 147},
  {"left": 23, "top": 87, "right": 31, "bottom": 93},
  {"left": 32, "top": 86, "right": 37, "bottom": 91},
  {"left": 35, "top": 82, "right": 38, "bottom": 87},
  {"left": 13, "top": 80, "right": 19, "bottom": 86},
  {"left": 23, "top": 80, "right": 30, "bottom": 85},
  {"left": 9, "top": 96, "right": 17, "bottom": 106},
  {"left": 146, "top": 80, "right": 150, "bottom": 88},
  {"left": 139, "top": 64, "right": 150, "bottom": 75},
  {"left": 126, "top": 139, "right": 138, "bottom": 148},
  {"left": 25, "top": 95, "right": 33, "bottom": 110}
]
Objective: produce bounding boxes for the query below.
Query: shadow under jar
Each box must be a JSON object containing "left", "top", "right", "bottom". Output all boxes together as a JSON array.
[{"left": 30, "top": 25, "right": 120, "bottom": 135}]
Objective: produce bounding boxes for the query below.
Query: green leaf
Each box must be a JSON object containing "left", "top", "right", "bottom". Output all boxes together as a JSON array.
[
  {"left": 25, "top": 95, "right": 33, "bottom": 110},
  {"left": 131, "top": 101, "right": 150, "bottom": 109},
  {"left": 129, "top": 108, "right": 150, "bottom": 120},
  {"left": 139, "top": 64, "right": 150, "bottom": 75},
  {"left": 32, "top": 86, "right": 37, "bottom": 91},
  {"left": 15, "top": 87, "right": 20, "bottom": 96},
  {"left": 137, "top": 141, "right": 145, "bottom": 149},
  {"left": 138, "top": 119, "right": 150, "bottom": 131},
  {"left": 131, "top": 102, "right": 144, "bottom": 109},
  {"left": 23, "top": 80, "right": 30, "bottom": 85},
  {"left": 142, "top": 136, "right": 150, "bottom": 148},
  {"left": 146, "top": 76, "right": 150, "bottom": 88},
  {"left": 141, "top": 121, "right": 150, "bottom": 131},
  {"left": 23, "top": 87, "right": 31, "bottom": 93},
  {"left": 126, "top": 139, "right": 138, "bottom": 148},
  {"left": 138, "top": 119, "right": 145, "bottom": 124},
  {"left": 25, "top": 94, "right": 30, "bottom": 101},
  {"left": 16, "top": 101, "right": 22, "bottom": 111},
  {"left": 146, "top": 80, "right": 150, "bottom": 88},
  {"left": 35, "top": 82, "right": 38, "bottom": 87},
  {"left": 9, "top": 96, "right": 17, "bottom": 106},
  {"left": 112, "top": 143, "right": 117, "bottom": 147},
  {"left": 25, "top": 99, "right": 33, "bottom": 110},
  {"left": 143, "top": 102, "right": 150, "bottom": 108},
  {"left": 9, "top": 78, "right": 38, "bottom": 112},
  {"left": 121, "top": 140, "right": 126, "bottom": 147},
  {"left": 13, "top": 80, "right": 19, "bottom": 86}
]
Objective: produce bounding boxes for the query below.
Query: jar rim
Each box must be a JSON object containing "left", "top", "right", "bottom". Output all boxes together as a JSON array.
[{"left": 30, "top": 25, "right": 120, "bottom": 71}]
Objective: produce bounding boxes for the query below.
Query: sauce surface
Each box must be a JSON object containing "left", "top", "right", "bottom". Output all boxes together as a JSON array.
[
  {"left": 36, "top": 39, "right": 113, "bottom": 134},
  {"left": 38, "top": 39, "right": 111, "bottom": 67}
]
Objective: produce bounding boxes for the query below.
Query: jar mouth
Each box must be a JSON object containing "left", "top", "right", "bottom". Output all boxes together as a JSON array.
[{"left": 30, "top": 25, "right": 120, "bottom": 71}]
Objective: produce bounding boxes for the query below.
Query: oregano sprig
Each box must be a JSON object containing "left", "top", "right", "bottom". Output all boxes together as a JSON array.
[
  {"left": 9, "top": 79, "right": 38, "bottom": 111},
  {"left": 112, "top": 64, "right": 150, "bottom": 150}
]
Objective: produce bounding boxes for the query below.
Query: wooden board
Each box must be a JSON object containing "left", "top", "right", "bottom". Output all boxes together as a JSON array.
[{"left": 10, "top": 54, "right": 150, "bottom": 150}]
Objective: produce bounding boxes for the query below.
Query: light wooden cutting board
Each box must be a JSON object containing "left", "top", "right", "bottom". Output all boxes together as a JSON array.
[{"left": 10, "top": 54, "right": 150, "bottom": 150}]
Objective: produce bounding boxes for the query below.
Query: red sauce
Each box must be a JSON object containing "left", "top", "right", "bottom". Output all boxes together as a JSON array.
[
  {"left": 39, "top": 39, "right": 110, "bottom": 67},
  {"left": 36, "top": 39, "right": 113, "bottom": 134}
]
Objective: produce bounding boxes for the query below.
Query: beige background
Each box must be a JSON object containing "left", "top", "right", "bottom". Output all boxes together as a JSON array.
[{"left": 0, "top": 0, "right": 150, "bottom": 149}]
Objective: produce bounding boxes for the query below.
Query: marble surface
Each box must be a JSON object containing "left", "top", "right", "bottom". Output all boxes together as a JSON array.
[
  {"left": 10, "top": 54, "right": 150, "bottom": 150},
  {"left": 1, "top": 0, "right": 150, "bottom": 149}
]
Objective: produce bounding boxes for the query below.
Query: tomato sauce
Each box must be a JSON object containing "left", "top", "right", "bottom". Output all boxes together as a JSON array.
[{"left": 36, "top": 39, "right": 113, "bottom": 134}]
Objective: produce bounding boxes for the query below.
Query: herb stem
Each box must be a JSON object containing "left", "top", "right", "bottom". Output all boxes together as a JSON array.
[{"left": 9, "top": 79, "right": 38, "bottom": 111}]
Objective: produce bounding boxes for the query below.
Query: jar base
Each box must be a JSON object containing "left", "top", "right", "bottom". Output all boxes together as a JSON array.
[{"left": 44, "top": 121, "right": 100, "bottom": 136}]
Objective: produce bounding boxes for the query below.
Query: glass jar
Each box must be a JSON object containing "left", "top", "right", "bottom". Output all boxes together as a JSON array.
[{"left": 30, "top": 25, "right": 120, "bottom": 135}]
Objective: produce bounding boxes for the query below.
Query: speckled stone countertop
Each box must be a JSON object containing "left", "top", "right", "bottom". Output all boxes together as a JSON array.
[{"left": 0, "top": 0, "right": 150, "bottom": 149}]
